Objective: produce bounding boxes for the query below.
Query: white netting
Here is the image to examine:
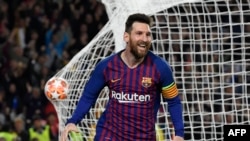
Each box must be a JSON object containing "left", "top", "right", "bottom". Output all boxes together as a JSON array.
[{"left": 46, "top": 0, "right": 250, "bottom": 140}]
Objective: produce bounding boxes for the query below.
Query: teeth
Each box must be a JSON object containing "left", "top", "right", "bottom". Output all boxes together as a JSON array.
[{"left": 138, "top": 42, "right": 147, "bottom": 48}]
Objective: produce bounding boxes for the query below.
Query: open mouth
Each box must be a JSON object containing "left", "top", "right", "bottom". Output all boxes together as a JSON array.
[{"left": 138, "top": 43, "right": 147, "bottom": 49}]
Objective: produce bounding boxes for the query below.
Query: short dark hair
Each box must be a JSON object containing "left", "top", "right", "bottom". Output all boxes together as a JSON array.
[{"left": 125, "top": 13, "right": 152, "bottom": 33}]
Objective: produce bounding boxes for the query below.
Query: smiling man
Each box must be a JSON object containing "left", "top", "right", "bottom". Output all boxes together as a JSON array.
[{"left": 61, "top": 13, "right": 184, "bottom": 141}]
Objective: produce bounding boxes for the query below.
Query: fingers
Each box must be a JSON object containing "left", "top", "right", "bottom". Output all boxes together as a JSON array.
[
  {"left": 67, "top": 123, "right": 80, "bottom": 132},
  {"left": 61, "top": 128, "right": 69, "bottom": 141},
  {"left": 60, "top": 123, "right": 79, "bottom": 141},
  {"left": 60, "top": 124, "right": 71, "bottom": 141}
]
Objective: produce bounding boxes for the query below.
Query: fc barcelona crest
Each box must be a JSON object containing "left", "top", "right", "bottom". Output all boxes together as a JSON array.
[{"left": 141, "top": 77, "right": 152, "bottom": 88}]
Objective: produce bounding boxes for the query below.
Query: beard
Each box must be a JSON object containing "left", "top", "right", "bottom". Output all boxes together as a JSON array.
[{"left": 129, "top": 40, "right": 151, "bottom": 59}]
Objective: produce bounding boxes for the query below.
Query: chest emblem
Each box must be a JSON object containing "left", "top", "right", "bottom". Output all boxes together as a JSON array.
[{"left": 141, "top": 77, "right": 152, "bottom": 88}]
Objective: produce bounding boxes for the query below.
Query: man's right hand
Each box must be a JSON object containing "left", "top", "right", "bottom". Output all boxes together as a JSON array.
[{"left": 60, "top": 123, "right": 80, "bottom": 141}]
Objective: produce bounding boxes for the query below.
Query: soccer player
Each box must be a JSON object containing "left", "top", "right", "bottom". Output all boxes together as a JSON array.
[{"left": 61, "top": 13, "right": 184, "bottom": 141}]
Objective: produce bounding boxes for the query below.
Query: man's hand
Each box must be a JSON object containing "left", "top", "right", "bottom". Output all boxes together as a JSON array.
[
  {"left": 172, "top": 136, "right": 184, "bottom": 141},
  {"left": 60, "top": 123, "right": 80, "bottom": 141}
]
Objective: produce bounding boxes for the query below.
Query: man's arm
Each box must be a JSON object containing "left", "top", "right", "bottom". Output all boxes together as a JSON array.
[
  {"left": 61, "top": 61, "right": 107, "bottom": 141},
  {"left": 156, "top": 57, "right": 184, "bottom": 140},
  {"left": 66, "top": 63, "right": 107, "bottom": 124},
  {"left": 166, "top": 95, "right": 184, "bottom": 140}
]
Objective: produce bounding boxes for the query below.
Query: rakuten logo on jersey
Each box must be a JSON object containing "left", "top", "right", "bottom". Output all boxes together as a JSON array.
[{"left": 111, "top": 90, "right": 150, "bottom": 103}]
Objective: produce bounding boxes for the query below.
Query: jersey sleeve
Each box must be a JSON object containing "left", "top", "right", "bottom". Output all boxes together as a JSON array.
[
  {"left": 156, "top": 58, "right": 184, "bottom": 137},
  {"left": 66, "top": 60, "right": 107, "bottom": 124},
  {"left": 158, "top": 61, "right": 178, "bottom": 99}
]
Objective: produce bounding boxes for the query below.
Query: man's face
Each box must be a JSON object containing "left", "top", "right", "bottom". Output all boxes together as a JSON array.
[{"left": 125, "top": 22, "right": 152, "bottom": 59}]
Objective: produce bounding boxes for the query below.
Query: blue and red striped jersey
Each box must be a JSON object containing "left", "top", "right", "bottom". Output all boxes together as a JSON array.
[{"left": 67, "top": 50, "right": 184, "bottom": 141}]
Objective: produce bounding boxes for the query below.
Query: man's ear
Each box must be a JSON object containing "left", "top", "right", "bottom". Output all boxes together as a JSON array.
[{"left": 123, "top": 32, "right": 129, "bottom": 43}]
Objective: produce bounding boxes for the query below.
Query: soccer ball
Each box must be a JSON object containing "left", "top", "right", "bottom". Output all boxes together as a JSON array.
[{"left": 44, "top": 77, "right": 69, "bottom": 101}]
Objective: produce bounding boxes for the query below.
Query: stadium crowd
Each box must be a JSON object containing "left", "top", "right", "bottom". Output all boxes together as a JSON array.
[{"left": 0, "top": 0, "right": 108, "bottom": 140}]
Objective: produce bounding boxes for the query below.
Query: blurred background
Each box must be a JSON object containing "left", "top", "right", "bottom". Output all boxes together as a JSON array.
[{"left": 0, "top": 0, "right": 108, "bottom": 140}]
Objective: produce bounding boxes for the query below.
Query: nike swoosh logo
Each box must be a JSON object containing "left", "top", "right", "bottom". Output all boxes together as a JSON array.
[{"left": 111, "top": 78, "right": 121, "bottom": 83}]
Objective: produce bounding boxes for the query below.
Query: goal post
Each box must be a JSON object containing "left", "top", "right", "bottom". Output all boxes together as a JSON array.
[{"left": 46, "top": 0, "right": 250, "bottom": 141}]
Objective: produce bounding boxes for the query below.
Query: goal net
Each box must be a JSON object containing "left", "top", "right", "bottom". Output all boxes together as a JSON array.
[{"left": 47, "top": 0, "right": 250, "bottom": 140}]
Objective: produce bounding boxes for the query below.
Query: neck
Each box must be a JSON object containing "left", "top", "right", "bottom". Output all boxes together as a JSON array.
[{"left": 121, "top": 50, "right": 144, "bottom": 69}]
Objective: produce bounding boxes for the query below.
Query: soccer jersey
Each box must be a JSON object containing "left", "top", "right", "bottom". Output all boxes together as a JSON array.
[{"left": 67, "top": 50, "right": 184, "bottom": 141}]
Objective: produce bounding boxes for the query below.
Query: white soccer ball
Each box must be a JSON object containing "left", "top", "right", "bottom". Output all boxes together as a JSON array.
[{"left": 44, "top": 77, "right": 69, "bottom": 101}]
